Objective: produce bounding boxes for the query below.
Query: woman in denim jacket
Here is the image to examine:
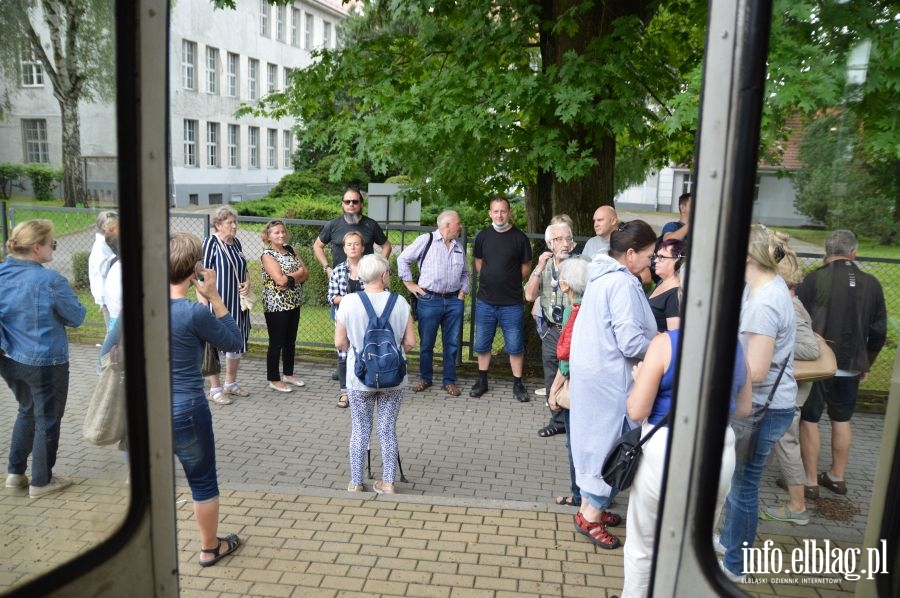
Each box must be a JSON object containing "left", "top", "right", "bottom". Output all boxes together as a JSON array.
[{"left": 0, "top": 220, "right": 86, "bottom": 498}]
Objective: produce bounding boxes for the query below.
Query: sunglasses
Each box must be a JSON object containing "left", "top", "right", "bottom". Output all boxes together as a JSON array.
[{"left": 342, "top": 199, "right": 361, "bottom": 205}]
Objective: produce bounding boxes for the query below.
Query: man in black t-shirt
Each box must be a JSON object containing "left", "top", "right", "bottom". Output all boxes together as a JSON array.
[
  {"left": 313, "top": 188, "right": 392, "bottom": 277},
  {"left": 470, "top": 197, "right": 533, "bottom": 402}
]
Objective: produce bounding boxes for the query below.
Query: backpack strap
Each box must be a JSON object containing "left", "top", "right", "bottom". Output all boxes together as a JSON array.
[
  {"left": 376, "top": 293, "right": 399, "bottom": 330},
  {"left": 357, "top": 291, "right": 378, "bottom": 321}
]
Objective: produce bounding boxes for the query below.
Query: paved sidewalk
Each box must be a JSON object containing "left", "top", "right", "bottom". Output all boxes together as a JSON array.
[{"left": 0, "top": 343, "right": 881, "bottom": 596}]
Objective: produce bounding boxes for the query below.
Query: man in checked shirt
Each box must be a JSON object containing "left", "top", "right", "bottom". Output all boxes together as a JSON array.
[{"left": 397, "top": 210, "right": 469, "bottom": 397}]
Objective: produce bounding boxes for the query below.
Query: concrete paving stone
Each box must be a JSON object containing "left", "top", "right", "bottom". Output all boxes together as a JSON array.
[
  {"left": 288, "top": 587, "right": 336, "bottom": 598},
  {"left": 247, "top": 581, "right": 295, "bottom": 597},
  {"left": 446, "top": 587, "right": 493, "bottom": 598},
  {"left": 405, "top": 583, "right": 452, "bottom": 598},
  {"left": 387, "top": 536, "right": 428, "bottom": 550},
  {"left": 435, "top": 551, "right": 480, "bottom": 565},
  {"left": 319, "top": 574, "right": 365, "bottom": 591},
  {"left": 388, "top": 569, "right": 433, "bottom": 584},
  {"left": 358, "top": 544, "right": 401, "bottom": 558}
]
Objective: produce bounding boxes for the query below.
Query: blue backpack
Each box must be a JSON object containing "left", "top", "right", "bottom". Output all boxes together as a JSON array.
[{"left": 353, "top": 292, "right": 408, "bottom": 388}]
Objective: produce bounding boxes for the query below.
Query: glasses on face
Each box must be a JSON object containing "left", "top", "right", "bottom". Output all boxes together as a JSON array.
[
  {"left": 652, "top": 254, "right": 679, "bottom": 261},
  {"left": 551, "top": 236, "right": 574, "bottom": 244},
  {"left": 50, "top": 240, "right": 58, "bottom": 250},
  {"left": 342, "top": 199, "right": 361, "bottom": 205}
]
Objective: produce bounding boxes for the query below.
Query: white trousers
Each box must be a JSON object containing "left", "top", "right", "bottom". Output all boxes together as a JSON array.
[{"left": 622, "top": 424, "right": 736, "bottom": 598}]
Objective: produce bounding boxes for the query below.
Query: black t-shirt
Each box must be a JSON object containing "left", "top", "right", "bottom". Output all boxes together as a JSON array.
[
  {"left": 473, "top": 226, "right": 532, "bottom": 305},
  {"left": 318, "top": 215, "right": 389, "bottom": 265}
]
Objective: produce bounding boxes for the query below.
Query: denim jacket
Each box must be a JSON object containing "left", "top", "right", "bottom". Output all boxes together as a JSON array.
[{"left": 0, "top": 257, "right": 86, "bottom": 366}]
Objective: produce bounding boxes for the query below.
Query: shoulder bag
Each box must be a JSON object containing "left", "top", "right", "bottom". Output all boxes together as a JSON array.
[
  {"left": 731, "top": 357, "right": 789, "bottom": 460},
  {"left": 601, "top": 412, "right": 670, "bottom": 491},
  {"left": 794, "top": 334, "right": 836, "bottom": 383},
  {"left": 84, "top": 346, "right": 128, "bottom": 446},
  {"left": 201, "top": 341, "right": 221, "bottom": 376}
]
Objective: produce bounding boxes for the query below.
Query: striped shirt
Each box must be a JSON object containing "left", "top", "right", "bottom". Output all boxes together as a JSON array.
[
  {"left": 201, "top": 234, "right": 250, "bottom": 352},
  {"left": 396, "top": 231, "right": 469, "bottom": 295}
]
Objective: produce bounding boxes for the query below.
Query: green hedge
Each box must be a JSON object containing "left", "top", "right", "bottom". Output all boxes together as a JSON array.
[
  {"left": 23, "top": 164, "right": 63, "bottom": 202},
  {"left": 72, "top": 251, "right": 90, "bottom": 289}
]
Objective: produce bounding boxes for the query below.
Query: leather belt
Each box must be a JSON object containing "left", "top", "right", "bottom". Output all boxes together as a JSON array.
[{"left": 423, "top": 289, "right": 460, "bottom": 298}]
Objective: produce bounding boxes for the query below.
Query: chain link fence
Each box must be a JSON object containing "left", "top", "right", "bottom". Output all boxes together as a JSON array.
[{"left": 2, "top": 202, "right": 896, "bottom": 398}]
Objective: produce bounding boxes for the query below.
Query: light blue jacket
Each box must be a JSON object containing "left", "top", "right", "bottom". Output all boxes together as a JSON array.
[{"left": 0, "top": 257, "right": 86, "bottom": 366}]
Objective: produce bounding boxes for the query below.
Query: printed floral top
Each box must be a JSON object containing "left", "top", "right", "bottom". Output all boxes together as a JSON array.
[{"left": 261, "top": 246, "right": 303, "bottom": 313}]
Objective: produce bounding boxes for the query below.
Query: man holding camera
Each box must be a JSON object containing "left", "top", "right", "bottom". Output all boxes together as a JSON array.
[{"left": 524, "top": 221, "right": 577, "bottom": 438}]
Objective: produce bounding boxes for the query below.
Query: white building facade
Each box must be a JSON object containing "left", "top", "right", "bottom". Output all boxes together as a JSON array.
[{"left": 0, "top": 0, "right": 348, "bottom": 207}]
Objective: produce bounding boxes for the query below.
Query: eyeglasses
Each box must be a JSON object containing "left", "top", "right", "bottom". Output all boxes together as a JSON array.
[
  {"left": 652, "top": 254, "right": 680, "bottom": 260},
  {"left": 551, "top": 236, "right": 574, "bottom": 244},
  {"left": 342, "top": 199, "right": 361, "bottom": 205},
  {"left": 50, "top": 240, "right": 58, "bottom": 250}
]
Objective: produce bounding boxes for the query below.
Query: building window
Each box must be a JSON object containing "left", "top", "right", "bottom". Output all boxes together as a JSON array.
[
  {"left": 283, "top": 130, "right": 293, "bottom": 168},
  {"left": 267, "top": 63, "right": 277, "bottom": 93},
  {"left": 207, "top": 122, "right": 219, "bottom": 167},
  {"left": 290, "top": 8, "right": 300, "bottom": 46},
  {"left": 248, "top": 58, "right": 259, "bottom": 100},
  {"left": 323, "top": 21, "right": 332, "bottom": 49},
  {"left": 182, "top": 40, "right": 196, "bottom": 90},
  {"left": 189, "top": 193, "right": 199, "bottom": 206},
  {"left": 206, "top": 47, "right": 219, "bottom": 94},
  {"left": 681, "top": 172, "right": 693, "bottom": 196},
  {"left": 259, "top": 0, "right": 269, "bottom": 37},
  {"left": 183, "top": 119, "right": 197, "bottom": 167},
  {"left": 267, "top": 129, "right": 278, "bottom": 168},
  {"left": 248, "top": 126, "right": 259, "bottom": 168},
  {"left": 228, "top": 124, "right": 240, "bottom": 168},
  {"left": 20, "top": 42, "right": 44, "bottom": 87},
  {"left": 276, "top": 5, "right": 286, "bottom": 42},
  {"left": 209, "top": 193, "right": 223, "bottom": 205},
  {"left": 753, "top": 174, "right": 762, "bottom": 202},
  {"left": 22, "top": 119, "right": 49, "bottom": 163},
  {"left": 226, "top": 52, "right": 238, "bottom": 98},
  {"left": 304, "top": 13, "right": 314, "bottom": 49},
  {"left": 283, "top": 67, "right": 293, "bottom": 90}
]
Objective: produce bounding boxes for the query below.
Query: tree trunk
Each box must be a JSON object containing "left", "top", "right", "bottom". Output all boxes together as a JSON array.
[{"left": 58, "top": 96, "right": 85, "bottom": 207}]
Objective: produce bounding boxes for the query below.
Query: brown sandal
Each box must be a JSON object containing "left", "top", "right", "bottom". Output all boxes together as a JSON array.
[
  {"left": 337, "top": 394, "right": 349, "bottom": 408},
  {"left": 411, "top": 380, "right": 432, "bottom": 392}
]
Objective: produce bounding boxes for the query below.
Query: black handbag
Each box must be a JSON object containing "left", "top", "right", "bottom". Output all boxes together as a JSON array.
[
  {"left": 731, "top": 357, "right": 789, "bottom": 460},
  {"left": 601, "top": 413, "right": 670, "bottom": 491},
  {"left": 201, "top": 342, "right": 220, "bottom": 377}
]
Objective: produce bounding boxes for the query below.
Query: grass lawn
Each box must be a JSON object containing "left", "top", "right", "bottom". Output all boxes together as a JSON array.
[{"left": 773, "top": 226, "right": 900, "bottom": 260}]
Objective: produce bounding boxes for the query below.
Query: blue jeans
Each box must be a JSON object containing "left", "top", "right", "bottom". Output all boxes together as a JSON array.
[
  {"left": 0, "top": 357, "right": 69, "bottom": 487},
  {"left": 473, "top": 299, "right": 525, "bottom": 355},
  {"left": 722, "top": 407, "right": 794, "bottom": 575},
  {"left": 172, "top": 398, "right": 219, "bottom": 503},
  {"left": 416, "top": 294, "right": 464, "bottom": 385}
]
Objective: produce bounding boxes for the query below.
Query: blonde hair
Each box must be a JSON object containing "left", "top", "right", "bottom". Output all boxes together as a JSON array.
[
  {"left": 6, "top": 219, "right": 53, "bottom": 258},
  {"left": 776, "top": 237, "right": 802, "bottom": 288},
  {"left": 169, "top": 232, "right": 202, "bottom": 283},
  {"left": 261, "top": 220, "right": 288, "bottom": 246},
  {"left": 342, "top": 230, "right": 364, "bottom": 246},
  {"left": 747, "top": 224, "right": 789, "bottom": 273}
]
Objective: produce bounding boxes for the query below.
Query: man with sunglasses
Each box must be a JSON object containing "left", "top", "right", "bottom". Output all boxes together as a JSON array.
[{"left": 313, "top": 187, "right": 392, "bottom": 276}]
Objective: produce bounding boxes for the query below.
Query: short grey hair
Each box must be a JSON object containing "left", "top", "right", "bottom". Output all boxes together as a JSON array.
[
  {"left": 558, "top": 258, "right": 587, "bottom": 297},
  {"left": 825, "top": 230, "right": 858, "bottom": 258},
  {"left": 544, "top": 222, "right": 572, "bottom": 245},
  {"left": 357, "top": 253, "right": 390, "bottom": 284},
  {"left": 211, "top": 206, "right": 238, "bottom": 228},
  {"left": 95, "top": 210, "right": 117, "bottom": 233},
  {"left": 437, "top": 210, "right": 459, "bottom": 228}
]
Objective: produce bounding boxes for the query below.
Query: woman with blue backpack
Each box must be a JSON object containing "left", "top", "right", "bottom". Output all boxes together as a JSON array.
[{"left": 335, "top": 254, "right": 416, "bottom": 494}]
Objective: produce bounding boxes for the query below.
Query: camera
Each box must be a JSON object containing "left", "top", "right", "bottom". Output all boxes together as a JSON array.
[{"left": 551, "top": 304, "right": 564, "bottom": 324}]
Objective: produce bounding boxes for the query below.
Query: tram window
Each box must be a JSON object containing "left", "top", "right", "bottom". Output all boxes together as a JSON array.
[{"left": 0, "top": 0, "right": 130, "bottom": 592}]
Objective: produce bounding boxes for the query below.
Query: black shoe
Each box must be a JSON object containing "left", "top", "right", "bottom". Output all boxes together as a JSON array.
[
  {"left": 331, "top": 368, "right": 339, "bottom": 381},
  {"left": 469, "top": 379, "right": 489, "bottom": 397},
  {"left": 513, "top": 381, "right": 530, "bottom": 403}
]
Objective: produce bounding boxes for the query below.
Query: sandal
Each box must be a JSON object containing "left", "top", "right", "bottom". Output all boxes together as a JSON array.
[
  {"left": 538, "top": 424, "right": 566, "bottom": 438},
  {"left": 373, "top": 480, "right": 397, "bottom": 494},
  {"left": 224, "top": 384, "right": 250, "bottom": 397},
  {"left": 442, "top": 383, "right": 461, "bottom": 396},
  {"left": 575, "top": 510, "right": 622, "bottom": 529},
  {"left": 817, "top": 471, "right": 847, "bottom": 495},
  {"left": 337, "top": 394, "right": 349, "bottom": 409},
  {"left": 555, "top": 496, "right": 580, "bottom": 507},
  {"left": 207, "top": 389, "right": 233, "bottom": 405},
  {"left": 411, "top": 380, "right": 432, "bottom": 392},
  {"left": 199, "top": 533, "right": 241, "bottom": 567},
  {"left": 574, "top": 513, "right": 621, "bottom": 549}
]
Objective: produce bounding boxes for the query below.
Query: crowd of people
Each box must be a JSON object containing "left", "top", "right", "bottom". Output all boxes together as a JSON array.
[{"left": 0, "top": 190, "right": 888, "bottom": 580}]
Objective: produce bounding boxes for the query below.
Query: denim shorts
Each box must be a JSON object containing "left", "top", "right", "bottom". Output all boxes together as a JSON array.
[
  {"left": 172, "top": 398, "right": 219, "bottom": 503},
  {"left": 473, "top": 300, "right": 525, "bottom": 355},
  {"left": 800, "top": 376, "right": 859, "bottom": 423}
]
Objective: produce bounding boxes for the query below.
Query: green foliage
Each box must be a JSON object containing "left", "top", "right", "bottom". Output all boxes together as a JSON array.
[
  {"left": 0, "top": 163, "right": 25, "bottom": 200},
  {"left": 72, "top": 251, "right": 90, "bottom": 289},
  {"left": 793, "top": 113, "right": 898, "bottom": 245},
  {"left": 295, "top": 246, "right": 329, "bottom": 307},
  {"left": 266, "top": 171, "right": 337, "bottom": 198},
  {"left": 23, "top": 164, "right": 63, "bottom": 202}
]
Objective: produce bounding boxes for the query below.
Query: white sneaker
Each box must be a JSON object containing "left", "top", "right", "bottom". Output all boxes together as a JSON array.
[
  {"left": 534, "top": 387, "right": 547, "bottom": 396},
  {"left": 713, "top": 532, "right": 725, "bottom": 556},
  {"left": 29, "top": 476, "right": 72, "bottom": 498},
  {"left": 5, "top": 474, "right": 29, "bottom": 488},
  {"left": 719, "top": 559, "right": 745, "bottom": 583},
  {"left": 268, "top": 381, "right": 292, "bottom": 393}
]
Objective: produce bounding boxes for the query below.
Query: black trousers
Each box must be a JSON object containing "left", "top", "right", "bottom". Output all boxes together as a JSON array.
[{"left": 264, "top": 308, "right": 300, "bottom": 381}]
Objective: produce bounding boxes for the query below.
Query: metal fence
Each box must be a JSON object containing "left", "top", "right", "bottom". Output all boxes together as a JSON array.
[{"left": 2, "top": 202, "right": 897, "bottom": 396}]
